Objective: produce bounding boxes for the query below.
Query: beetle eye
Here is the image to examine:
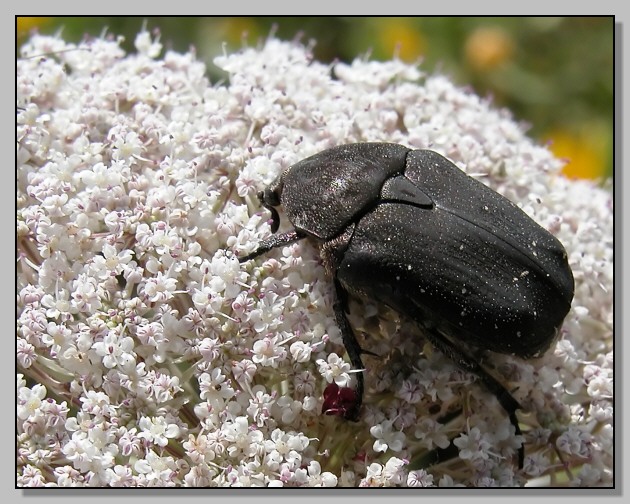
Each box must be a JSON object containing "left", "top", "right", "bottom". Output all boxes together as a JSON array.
[{"left": 261, "top": 187, "right": 281, "bottom": 207}]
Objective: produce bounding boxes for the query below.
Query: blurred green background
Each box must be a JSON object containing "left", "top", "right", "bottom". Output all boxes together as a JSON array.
[{"left": 17, "top": 16, "right": 614, "bottom": 181}]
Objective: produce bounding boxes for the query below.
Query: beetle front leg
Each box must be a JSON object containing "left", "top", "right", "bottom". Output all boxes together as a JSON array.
[
  {"left": 332, "top": 279, "right": 365, "bottom": 422},
  {"left": 238, "top": 230, "right": 306, "bottom": 262}
]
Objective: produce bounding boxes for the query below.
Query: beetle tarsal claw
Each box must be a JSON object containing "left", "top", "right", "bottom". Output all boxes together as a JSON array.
[{"left": 509, "top": 411, "right": 525, "bottom": 469}]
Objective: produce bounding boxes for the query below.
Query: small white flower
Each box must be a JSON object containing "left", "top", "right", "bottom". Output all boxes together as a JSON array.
[
  {"left": 92, "top": 330, "right": 136, "bottom": 371},
  {"left": 361, "top": 461, "right": 406, "bottom": 487},
  {"left": 183, "top": 432, "right": 216, "bottom": 465},
  {"left": 248, "top": 291, "right": 284, "bottom": 333},
  {"left": 134, "top": 30, "right": 162, "bottom": 58},
  {"left": 41, "top": 287, "right": 73, "bottom": 319},
  {"left": 106, "top": 464, "right": 135, "bottom": 487},
  {"left": 17, "top": 383, "right": 47, "bottom": 420},
  {"left": 137, "top": 416, "right": 181, "bottom": 448},
  {"left": 90, "top": 244, "right": 133, "bottom": 280},
  {"left": 183, "top": 464, "right": 216, "bottom": 487},
  {"left": 453, "top": 425, "right": 496, "bottom": 463},
  {"left": 301, "top": 460, "right": 338, "bottom": 487},
  {"left": 273, "top": 396, "right": 303, "bottom": 424},
  {"left": 396, "top": 375, "right": 424, "bottom": 404},
  {"left": 417, "top": 367, "right": 455, "bottom": 402},
  {"left": 79, "top": 389, "right": 116, "bottom": 417},
  {"left": 370, "top": 420, "right": 406, "bottom": 453},
  {"left": 141, "top": 272, "right": 178, "bottom": 304},
  {"left": 222, "top": 416, "right": 264, "bottom": 458},
  {"left": 316, "top": 353, "right": 352, "bottom": 387},
  {"left": 289, "top": 340, "right": 312, "bottom": 363},
  {"left": 231, "top": 359, "right": 257, "bottom": 384},
  {"left": 197, "top": 337, "right": 222, "bottom": 362},
  {"left": 61, "top": 434, "right": 100, "bottom": 472},
  {"left": 16, "top": 338, "right": 37, "bottom": 368},
  {"left": 251, "top": 334, "right": 287, "bottom": 368},
  {"left": 556, "top": 426, "right": 593, "bottom": 458},
  {"left": 133, "top": 449, "right": 179, "bottom": 486},
  {"left": 247, "top": 387, "right": 276, "bottom": 427},
  {"left": 263, "top": 428, "right": 309, "bottom": 471},
  {"left": 70, "top": 274, "right": 103, "bottom": 313},
  {"left": 381, "top": 457, "right": 408, "bottom": 485},
  {"left": 407, "top": 469, "right": 435, "bottom": 487},
  {"left": 198, "top": 368, "right": 235, "bottom": 406},
  {"left": 414, "top": 417, "right": 451, "bottom": 450},
  {"left": 437, "top": 474, "right": 467, "bottom": 488}
]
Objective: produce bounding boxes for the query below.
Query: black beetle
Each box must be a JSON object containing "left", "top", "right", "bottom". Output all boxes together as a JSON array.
[{"left": 237, "top": 142, "right": 574, "bottom": 467}]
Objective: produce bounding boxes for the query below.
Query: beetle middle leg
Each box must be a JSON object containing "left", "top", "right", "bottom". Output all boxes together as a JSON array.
[{"left": 423, "top": 328, "right": 525, "bottom": 468}]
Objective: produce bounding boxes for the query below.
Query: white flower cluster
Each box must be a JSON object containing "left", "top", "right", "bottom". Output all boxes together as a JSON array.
[{"left": 17, "top": 30, "right": 612, "bottom": 487}]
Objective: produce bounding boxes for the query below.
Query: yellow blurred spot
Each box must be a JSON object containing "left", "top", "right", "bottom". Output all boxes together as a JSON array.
[
  {"left": 546, "top": 127, "right": 608, "bottom": 180},
  {"left": 17, "top": 17, "right": 52, "bottom": 35},
  {"left": 377, "top": 19, "right": 425, "bottom": 61},
  {"left": 218, "top": 18, "right": 261, "bottom": 45},
  {"left": 465, "top": 26, "right": 514, "bottom": 71}
]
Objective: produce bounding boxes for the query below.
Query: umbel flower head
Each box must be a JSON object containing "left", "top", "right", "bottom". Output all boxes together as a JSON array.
[{"left": 17, "top": 30, "right": 612, "bottom": 487}]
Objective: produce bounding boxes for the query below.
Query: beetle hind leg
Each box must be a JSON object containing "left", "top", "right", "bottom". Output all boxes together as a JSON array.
[{"left": 424, "top": 329, "right": 525, "bottom": 468}]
